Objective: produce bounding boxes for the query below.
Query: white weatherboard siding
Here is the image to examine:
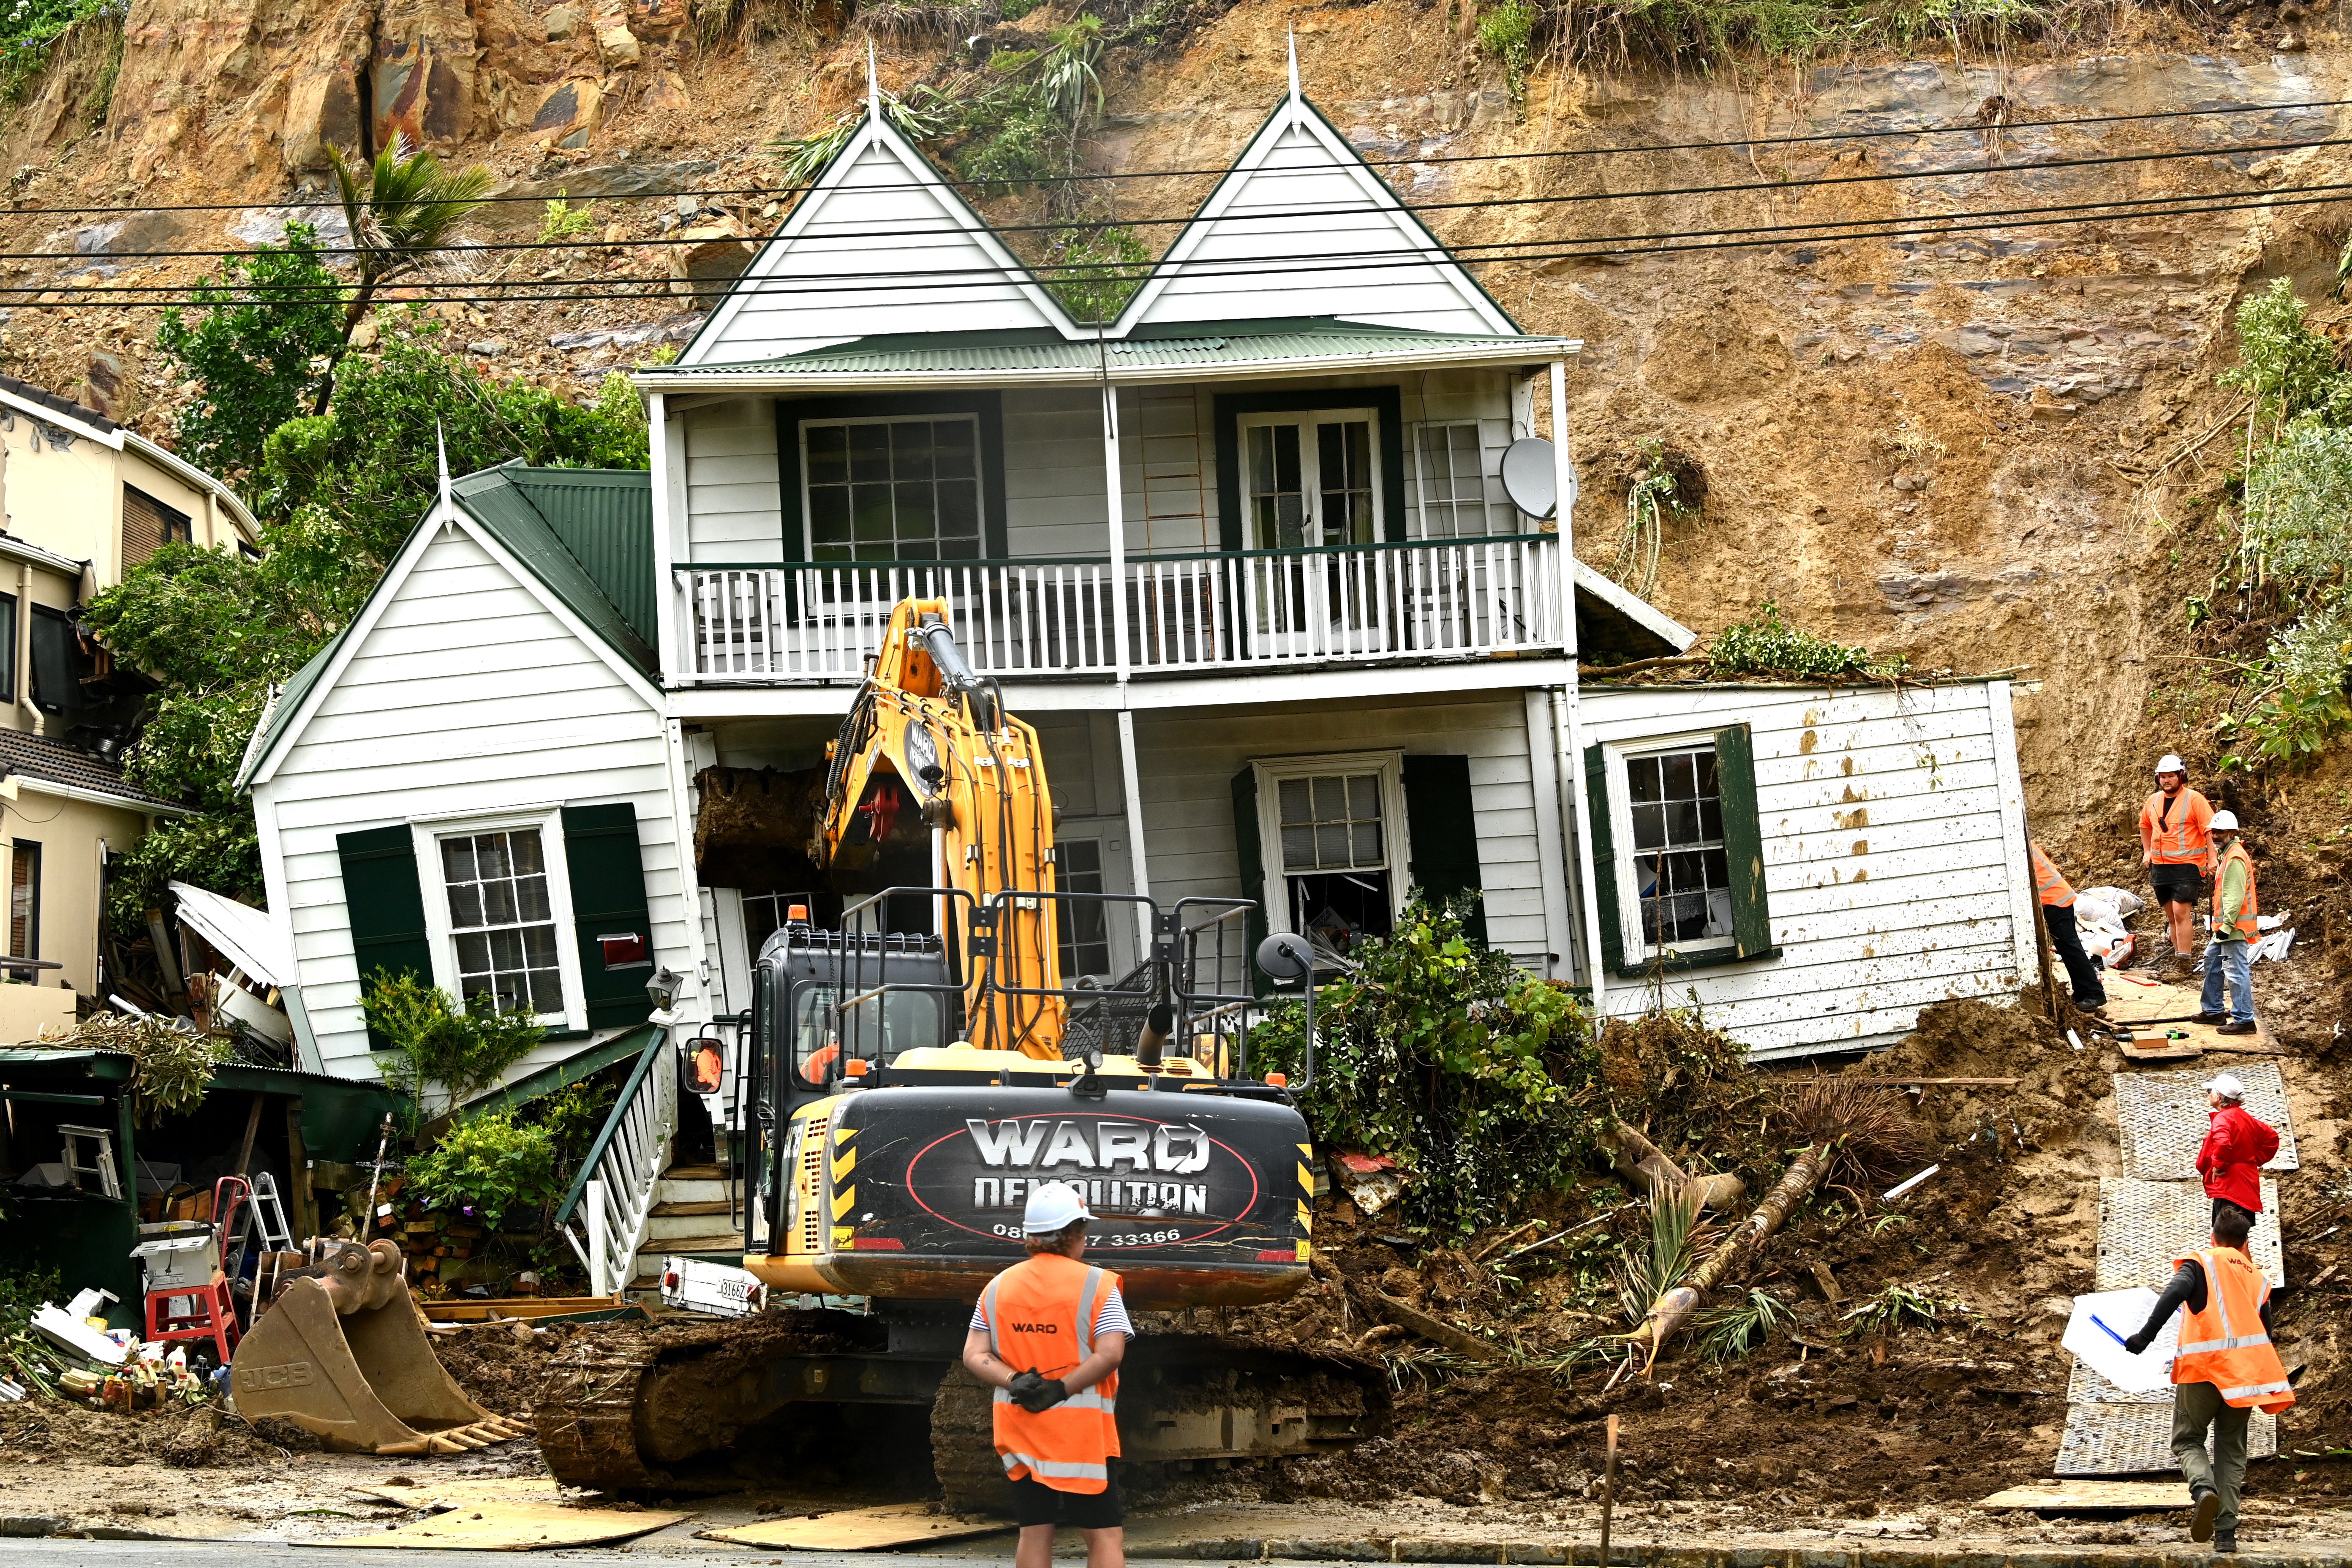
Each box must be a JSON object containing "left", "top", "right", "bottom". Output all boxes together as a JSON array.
[
  {"left": 1131, "top": 692, "right": 1552, "bottom": 963},
  {"left": 258, "top": 524, "right": 689, "bottom": 1081},
  {"left": 683, "top": 397, "right": 780, "bottom": 561},
  {"left": 1579, "top": 681, "right": 2031, "bottom": 1058}
]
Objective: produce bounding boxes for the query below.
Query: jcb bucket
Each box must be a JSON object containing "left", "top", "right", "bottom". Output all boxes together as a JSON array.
[{"left": 230, "top": 1241, "right": 526, "bottom": 1456}]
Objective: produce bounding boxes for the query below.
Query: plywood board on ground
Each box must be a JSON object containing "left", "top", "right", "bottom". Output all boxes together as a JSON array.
[
  {"left": 1978, "top": 1480, "right": 2190, "bottom": 1511},
  {"left": 293, "top": 1501, "right": 687, "bottom": 1550},
  {"left": 697, "top": 1503, "right": 1009, "bottom": 1550},
  {"left": 353, "top": 1478, "right": 573, "bottom": 1511},
  {"left": 2114, "top": 1063, "right": 2297, "bottom": 1180},
  {"left": 2101, "top": 974, "right": 2278, "bottom": 1055}
]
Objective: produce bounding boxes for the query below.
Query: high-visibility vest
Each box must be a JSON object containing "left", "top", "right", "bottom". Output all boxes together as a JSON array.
[
  {"left": 2028, "top": 841, "right": 2074, "bottom": 908},
  {"left": 2210, "top": 841, "right": 2259, "bottom": 940},
  {"left": 978, "top": 1254, "right": 1121, "bottom": 1493},
  {"left": 2141, "top": 788, "right": 2214, "bottom": 865},
  {"left": 2170, "top": 1246, "right": 2294, "bottom": 1413}
]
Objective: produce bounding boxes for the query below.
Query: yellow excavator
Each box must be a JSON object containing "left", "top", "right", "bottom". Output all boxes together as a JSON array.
[{"left": 536, "top": 600, "right": 1385, "bottom": 1505}]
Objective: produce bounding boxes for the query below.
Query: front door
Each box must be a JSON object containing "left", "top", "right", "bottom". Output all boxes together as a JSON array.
[{"left": 1239, "top": 412, "right": 1383, "bottom": 657}]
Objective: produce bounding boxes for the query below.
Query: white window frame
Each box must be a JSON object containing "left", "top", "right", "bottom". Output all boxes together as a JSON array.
[
  {"left": 408, "top": 806, "right": 587, "bottom": 1032},
  {"left": 798, "top": 411, "right": 988, "bottom": 563},
  {"left": 1234, "top": 407, "right": 1385, "bottom": 550},
  {"left": 1602, "top": 731, "right": 1737, "bottom": 963},
  {"left": 1249, "top": 750, "right": 1413, "bottom": 938},
  {"left": 1409, "top": 419, "right": 1510, "bottom": 539}
]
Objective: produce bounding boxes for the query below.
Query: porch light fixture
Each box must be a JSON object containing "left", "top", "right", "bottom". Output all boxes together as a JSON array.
[{"left": 645, "top": 964, "right": 686, "bottom": 1010}]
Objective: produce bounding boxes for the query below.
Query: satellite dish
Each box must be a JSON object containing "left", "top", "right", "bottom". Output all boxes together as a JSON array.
[{"left": 1500, "top": 437, "right": 1575, "bottom": 522}]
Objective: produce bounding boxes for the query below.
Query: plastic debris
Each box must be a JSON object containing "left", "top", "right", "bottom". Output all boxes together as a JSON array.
[{"left": 1882, "top": 1163, "right": 1941, "bottom": 1202}]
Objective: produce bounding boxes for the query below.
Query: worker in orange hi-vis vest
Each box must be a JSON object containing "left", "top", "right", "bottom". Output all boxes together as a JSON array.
[
  {"left": 2123, "top": 1203, "right": 2296, "bottom": 1555},
  {"left": 2138, "top": 753, "right": 2216, "bottom": 971},
  {"left": 963, "top": 1181, "right": 1130, "bottom": 1568},
  {"left": 2028, "top": 839, "right": 2106, "bottom": 1012}
]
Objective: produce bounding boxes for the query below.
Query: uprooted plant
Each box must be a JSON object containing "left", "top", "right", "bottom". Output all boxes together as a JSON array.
[{"left": 363, "top": 970, "right": 544, "bottom": 1124}]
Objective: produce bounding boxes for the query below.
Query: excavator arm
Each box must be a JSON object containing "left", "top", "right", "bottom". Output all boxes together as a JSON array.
[{"left": 811, "top": 599, "right": 1066, "bottom": 1058}]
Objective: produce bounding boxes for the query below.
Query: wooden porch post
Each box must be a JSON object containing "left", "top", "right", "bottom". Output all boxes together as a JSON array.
[{"left": 1552, "top": 359, "right": 1609, "bottom": 1017}]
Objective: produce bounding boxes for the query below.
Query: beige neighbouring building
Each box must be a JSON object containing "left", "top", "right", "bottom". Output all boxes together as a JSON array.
[{"left": 0, "top": 374, "right": 256, "bottom": 1039}]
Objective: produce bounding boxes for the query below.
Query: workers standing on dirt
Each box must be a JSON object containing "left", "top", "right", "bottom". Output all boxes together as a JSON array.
[
  {"left": 964, "top": 1181, "right": 1130, "bottom": 1568},
  {"left": 2121, "top": 1202, "right": 2294, "bottom": 1554},
  {"left": 2196, "top": 811, "right": 2260, "bottom": 1037},
  {"left": 2139, "top": 754, "right": 2215, "bottom": 970},
  {"left": 2029, "top": 839, "right": 2107, "bottom": 1012},
  {"left": 2196, "top": 1072, "right": 2278, "bottom": 1230}
]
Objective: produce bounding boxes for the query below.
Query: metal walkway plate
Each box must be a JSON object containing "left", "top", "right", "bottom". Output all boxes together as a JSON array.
[
  {"left": 2065, "top": 1357, "right": 2172, "bottom": 1406},
  {"left": 2114, "top": 1065, "right": 2296, "bottom": 1181},
  {"left": 2096, "top": 1177, "right": 2283, "bottom": 1290},
  {"left": 2055, "top": 1402, "right": 2278, "bottom": 1476}
]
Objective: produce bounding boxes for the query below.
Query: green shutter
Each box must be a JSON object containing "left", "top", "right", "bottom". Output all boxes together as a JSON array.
[
  {"left": 562, "top": 803, "right": 656, "bottom": 1029},
  {"left": 337, "top": 825, "right": 432, "bottom": 1049},
  {"left": 1230, "top": 766, "right": 1269, "bottom": 994},
  {"left": 1713, "top": 725, "right": 1772, "bottom": 959},
  {"left": 1580, "top": 746, "right": 1625, "bottom": 974},
  {"left": 1401, "top": 754, "right": 1487, "bottom": 944}
]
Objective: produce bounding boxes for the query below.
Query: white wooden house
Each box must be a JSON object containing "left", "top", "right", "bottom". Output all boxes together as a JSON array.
[{"left": 233, "top": 66, "right": 2038, "bottom": 1285}]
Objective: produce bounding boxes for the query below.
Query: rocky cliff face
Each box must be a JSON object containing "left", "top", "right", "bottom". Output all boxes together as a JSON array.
[{"left": 3, "top": 0, "right": 2347, "bottom": 925}]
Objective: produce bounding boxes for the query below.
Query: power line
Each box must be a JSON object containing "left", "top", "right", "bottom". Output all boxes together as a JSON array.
[{"left": 0, "top": 95, "right": 2345, "bottom": 221}]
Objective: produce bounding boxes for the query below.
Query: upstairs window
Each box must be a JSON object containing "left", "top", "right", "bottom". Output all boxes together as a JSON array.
[
  {"left": 1412, "top": 422, "right": 1513, "bottom": 538},
  {"left": 122, "top": 486, "right": 193, "bottom": 569},
  {"left": 803, "top": 416, "right": 982, "bottom": 564},
  {"left": 0, "top": 593, "right": 15, "bottom": 703},
  {"left": 1239, "top": 409, "right": 1381, "bottom": 550}
]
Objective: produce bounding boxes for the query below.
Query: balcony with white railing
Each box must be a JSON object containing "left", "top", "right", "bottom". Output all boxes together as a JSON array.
[{"left": 678, "top": 534, "right": 1568, "bottom": 682}]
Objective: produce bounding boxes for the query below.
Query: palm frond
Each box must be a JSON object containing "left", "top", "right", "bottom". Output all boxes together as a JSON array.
[{"left": 1695, "top": 1287, "right": 1788, "bottom": 1361}]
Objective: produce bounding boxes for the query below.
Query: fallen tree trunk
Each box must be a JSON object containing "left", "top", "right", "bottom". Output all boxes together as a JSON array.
[
  {"left": 1625, "top": 1142, "right": 1834, "bottom": 1365},
  {"left": 1609, "top": 1122, "right": 1745, "bottom": 1211},
  {"left": 1309, "top": 1253, "right": 1503, "bottom": 1361}
]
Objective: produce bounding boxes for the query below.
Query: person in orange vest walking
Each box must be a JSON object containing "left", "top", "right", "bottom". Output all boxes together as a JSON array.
[
  {"left": 964, "top": 1180, "right": 1130, "bottom": 1568},
  {"left": 2139, "top": 754, "right": 2216, "bottom": 971},
  {"left": 2195, "top": 811, "right": 2260, "bottom": 1037},
  {"left": 2028, "top": 838, "right": 2107, "bottom": 1012},
  {"left": 2122, "top": 1202, "right": 2294, "bottom": 1552}
]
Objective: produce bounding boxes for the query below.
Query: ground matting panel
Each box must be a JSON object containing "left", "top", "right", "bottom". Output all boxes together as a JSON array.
[
  {"left": 2096, "top": 1176, "right": 2283, "bottom": 1290},
  {"left": 2114, "top": 1064, "right": 2296, "bottom": 1181},
  {"left": 2065, "top": 1358, "right": 2172, "bottom": 1406},
  {"left": 2055, "top": 1402, "right": 2277, "bottom": 1476}
]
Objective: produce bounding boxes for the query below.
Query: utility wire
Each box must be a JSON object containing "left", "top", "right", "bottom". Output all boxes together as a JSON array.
[{"left": 0, "top": 95, "right": 2346, "bottom": 220}]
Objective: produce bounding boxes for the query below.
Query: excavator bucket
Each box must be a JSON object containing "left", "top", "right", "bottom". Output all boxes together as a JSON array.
[{"left": 230, "top": 1241, "right": 526, "bottom": 1456}]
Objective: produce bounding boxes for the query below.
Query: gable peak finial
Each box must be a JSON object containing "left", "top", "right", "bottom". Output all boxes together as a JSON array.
[
  {"left": 867, "top": 38, "right": 882, "bottom": 117},
  {"left": 436, "top": 422, "right": 452, "bottom": 510},
  {"left": 1286, "top": 24, "right": 1301, "bottom": 103}
]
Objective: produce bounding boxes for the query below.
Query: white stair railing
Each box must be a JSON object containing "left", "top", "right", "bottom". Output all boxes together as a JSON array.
[{"left": 553, "top": 1029, "right": 678, "bottom": 1296}]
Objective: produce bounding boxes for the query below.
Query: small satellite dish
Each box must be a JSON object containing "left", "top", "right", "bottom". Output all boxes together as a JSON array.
[{"left": 1500, "top": 437, "right": 1575, "bottom": 522}]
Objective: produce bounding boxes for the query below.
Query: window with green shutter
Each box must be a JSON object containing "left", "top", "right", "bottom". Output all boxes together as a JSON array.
[
  {"left": 336, "top": 825, "right": 434, "bottom": 1048},
  {"left": 1584, "top": 726, "right": 1775, "bottom": 977},
  {"left": 561, "top": 803, "right": 656, "bottom": 1029}
]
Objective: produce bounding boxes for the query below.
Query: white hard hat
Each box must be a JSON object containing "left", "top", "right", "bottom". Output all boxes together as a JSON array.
[
  {"left": 2155, "top": 754, "right": 2186, "bottom": 776},
  {"left": 2202, "top": 1072, "right": 2246, "bottom": 1101},
  {"left": 2210, "top": 810, "right": 2239, "bottom": 833},
  {"left": 1022, "top": 1180, "right": 1092, "bottom": 1236}
]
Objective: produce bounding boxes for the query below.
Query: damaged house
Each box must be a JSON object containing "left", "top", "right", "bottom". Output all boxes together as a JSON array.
[{"left": 234, "top": 76, "right": 2041, "bottom": 1290}]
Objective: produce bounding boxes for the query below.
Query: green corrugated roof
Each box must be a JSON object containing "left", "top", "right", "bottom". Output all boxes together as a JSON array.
[
  {"left": 238, "top": 464, "right": 656, "bottom": 792},
  {"left": 669, "top": 318, "right": 1569, "bottom": 377}
]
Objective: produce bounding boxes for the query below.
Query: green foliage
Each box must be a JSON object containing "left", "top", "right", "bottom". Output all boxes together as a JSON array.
[
  {"left": 39, "top": 1012, "right": 233, "bottom": 1125},
  {"left": 1476, "top": 0, "right": 1539, "bottom": 95},
  {"left": 1251, "top": 900, "right": 1604, "bottom": 1239},
  {"left": 0, "top": 0, "right": 119, "bottom": 103},
  {"left": 404, "top": 1110, "right": 557, "bottom": 1230},
  {"left": 769, "top": 85, "right": 968, "bottom": 184},
  {"left": 1544, "top": 0, "right": 2062, "bottom": 72},
  {"left": 324, "top": 138, "right": 495, "bottom": 343},
  {"left": 1708, "top": 600, "right": 1902, "bottom": 681},
  {"left": 536, "top": 194, "right": 597, "bottom": 245},
  {"left": 1040, "top": 223, "right": 1150, "bottom": 324},
  {"left": 2221, "top": 279, "right": 2345, "bottom": 427},
  {"left": 363, "top": 971, "right": 544, "bottom": 1116},
  {"left": 154, "top": 223, "right": 344, "bottom": 486},
  {"left": 1695, "top": 1286, "right": 1788, "bottom": 1360},
  {"left": 1616, "top": 1183, "right": 1704, "bottom": 1322},
  {"left": 1840, "top": 1281, "right": 1961, "bottom": 1337}
]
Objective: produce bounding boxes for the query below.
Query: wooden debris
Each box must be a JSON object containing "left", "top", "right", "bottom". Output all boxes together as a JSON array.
[
  {"left": 1976, "top": 1480, "right": 2187, "bottom": 1512},
  {"left": 1309, "top": 1253, "right": 1502, "bottom": 1361},
  {"left": 293, "top": 1498, "right": 687, "bottom": 1549},
  {"left": 698, "top": 1503, "right": 1006, "bottom": 1550}
]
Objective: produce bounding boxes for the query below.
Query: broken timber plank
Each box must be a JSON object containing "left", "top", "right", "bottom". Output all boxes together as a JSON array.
[
  {"left": 292, "top": 1502, "right": 688, "bottom": 1550},
  {"left": 698, "top": 1503, "right": 1006, "bottom": 1550},
  {"left": 1851, "top": 1078, "right": 2021, "bottom": 1086}
]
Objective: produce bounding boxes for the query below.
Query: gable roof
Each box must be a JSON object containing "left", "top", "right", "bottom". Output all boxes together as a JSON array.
[
  {"left": 1113, "top": 90, "right": 1519, "bottom": 338},
  {"left": 680, "top": 108, "right": 1083, "bottom": 367},
  {"left": 235, "top": 464, "right": 655, "bottom": 792}
]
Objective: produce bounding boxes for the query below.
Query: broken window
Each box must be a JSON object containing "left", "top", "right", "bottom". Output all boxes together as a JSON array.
[
  {"left": 1055, "top": 837, "right": 1111, "bottom": 979},
  {"left": 1586, "top": 726, "right": 1774, "bottom": 974},
  {"left": 1269, "top": 765, "right": 1396, "bottom": 957},
  {"left": 1625, "top": 746, "right": 1733, "bottom": 950},
  {"left": 438, "top": 828, "right": 564, "bottom": 1016}
]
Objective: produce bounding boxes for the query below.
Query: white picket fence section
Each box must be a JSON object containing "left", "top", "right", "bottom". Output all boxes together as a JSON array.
[
  {"left": 557, "top": 1032, "right": 678, "bottom": 1297},
  {"left": 681, "top": 535, "right": 1564, "bottom": 680}
]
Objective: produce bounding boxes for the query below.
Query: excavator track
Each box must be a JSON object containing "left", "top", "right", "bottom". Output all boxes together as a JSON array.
[{"left": 930, "top": 1366, "right": 1016, "bottom": 1515}]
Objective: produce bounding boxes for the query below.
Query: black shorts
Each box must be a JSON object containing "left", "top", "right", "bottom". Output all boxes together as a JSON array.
[
  {"left": 2151, "top": 865, "right": 2204, "bottom": 906},
  {"left": 1009, "top": 1469, "right": 1122, "bottom": 1530}
]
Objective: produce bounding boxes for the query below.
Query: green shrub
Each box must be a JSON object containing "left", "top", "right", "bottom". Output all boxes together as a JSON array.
[
  {"left": 364, "top": 971, "right": 544, "bottom": 1117},
  {"left": 404, "top": 1111, "right": 556, "bottom": 1230},
  {"left": 1476, "top": 0, "right": 1538, "bottom": 95},
  {"left": 1251, "top": 900, "right": 1604, "bottom": 1238},
  {"left": 1707, "top": 601, "right": 1901, "bottom": 681}
]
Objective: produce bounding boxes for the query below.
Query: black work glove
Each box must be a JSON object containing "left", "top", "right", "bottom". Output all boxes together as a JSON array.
[
  {"left": 1007, "top": 1370, "right": 1069, "bottom": 1413},
  {"left": 2123, "top": 1328, "right": 2156, "bottom": 1356}
]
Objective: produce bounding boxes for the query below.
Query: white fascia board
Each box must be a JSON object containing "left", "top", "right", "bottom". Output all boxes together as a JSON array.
[
  {"left": 0, "top": 533, "right": 87, "bottom": 576},
  {"left": 683, "top": 114, "right": 1083, "bottom": 368},
  {"left": 13, "top": 775, "right": 197, "bottom": 817},
  {"left": 122, "top": 431, "right": 261, "bottom": 542},
  {"left": 1571, "top": 560, "right": 1696, "bottom": 653},
  {"left": 637, "top": 338, "right": 1582, "bottom": 395},
  {"left": 0, "top": 386, "right": 122, "bottom": 448}
]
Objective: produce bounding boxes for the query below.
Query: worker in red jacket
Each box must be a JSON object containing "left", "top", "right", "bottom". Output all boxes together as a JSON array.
[{"left": 2197, "top": 1072, "right": 2279, "bottom": 1230}]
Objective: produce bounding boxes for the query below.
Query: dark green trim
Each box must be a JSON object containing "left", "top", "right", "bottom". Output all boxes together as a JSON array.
[
  {"left": 1401, "top": 754, "right": 1487, "bottom": 944},
  {"left": 1613, "top": 945, "right": 1784, "bottom": 980},
  {"left": 1581, "top": 744, "right": 1624, "bottom": 974},
  {"left": 0, "top": 1089, "right": 103, "bottom": 1105},
  {"left": 1230, "top": 765, "right": 1269, "bottom": 996},
  {"left": 552, "top": 1028, "right": 671, "bottom": 1228},
  {"left": 561, "top": 803, "right": 657, "bottom": 1032},
  {"left": 337, "top": 825, "right": 431, "bottom": 1052},
  {"left": 1212, "top": 387, "right": 1405, "bottom": 553},
  {"left": 456, "top": 1024, "right": 659, "bottom": 1125},
  {"left": 773, "top": 391, "right": 1010, "bottom": 564},
  {"left": 1713, "top": 724, "right": 1773, "bottom": 960}
]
